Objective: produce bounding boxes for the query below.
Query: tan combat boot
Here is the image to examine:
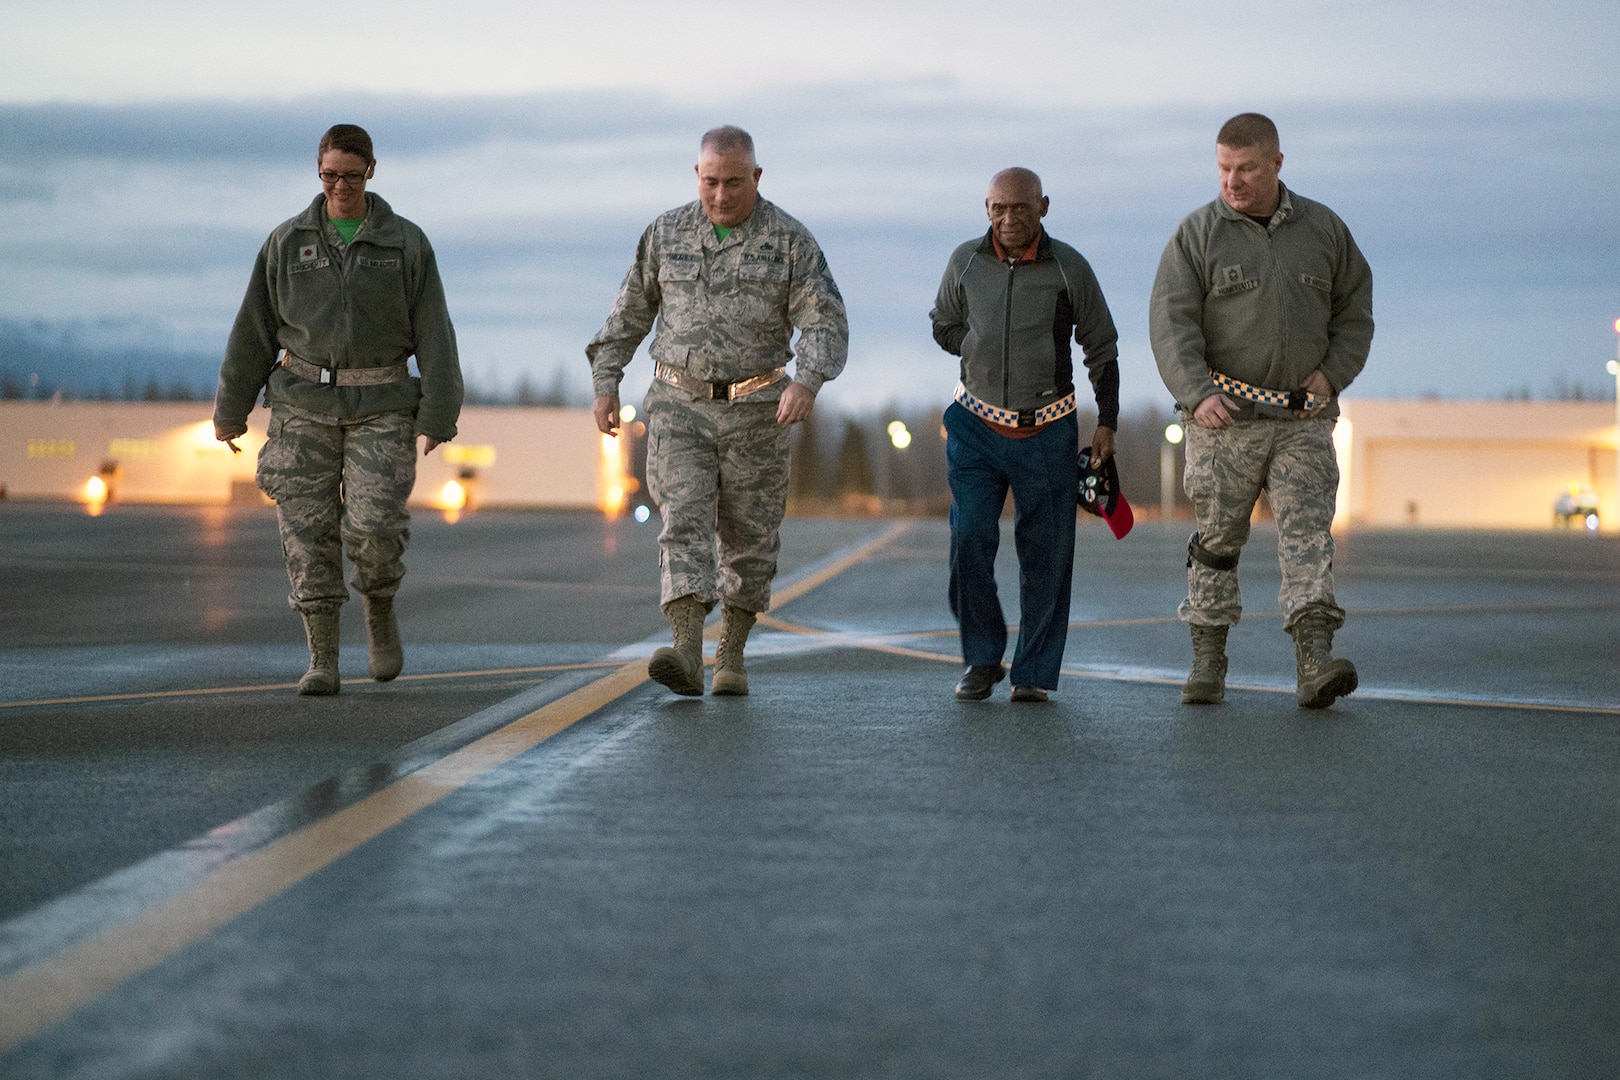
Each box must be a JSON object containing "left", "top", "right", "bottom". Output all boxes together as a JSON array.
[
  {"left": 1181, "top": 624, "right": 1229, "bottom": 704},
  {"left": 298, "top": 610, "right": 341, "bottom": 696},
  {"left": 363, "top": 594, "right": 403, "bottom": 682},
  {"left": 711, "top": 606, "right": 756, "bottom": 696},
  {"left": 648, "top": 595, "right": 706, "bottom": 696},
  {"left": 1292, "top": 614, "right": 1358, "bottom": 709}
]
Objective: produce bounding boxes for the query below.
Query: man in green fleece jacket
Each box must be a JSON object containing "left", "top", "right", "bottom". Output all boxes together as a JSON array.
[
  {"left": 1151, "top": 112, "right": 1373, "bottom": 710},
  {"left": 214, "top": 124, "right": 463, "bottom": 695}
]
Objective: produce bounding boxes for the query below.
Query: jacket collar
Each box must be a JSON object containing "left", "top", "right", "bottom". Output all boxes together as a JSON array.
[
  {"left": 1215, "top": 181, "right": 1295, "bottom": 228},
  {"left": 689, "top": 197, "right": 775, "bottom": 248},
  {"left": 293, "top": 192, "right": 404, "bottom": 246},
  {"left": 977, "top": 227, "right": 1052, "bottom": 263}
]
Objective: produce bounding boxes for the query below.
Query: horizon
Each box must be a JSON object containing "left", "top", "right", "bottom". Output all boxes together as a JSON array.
[{"left": 2, "top": 2, "right": 1618, "bottom": 414}]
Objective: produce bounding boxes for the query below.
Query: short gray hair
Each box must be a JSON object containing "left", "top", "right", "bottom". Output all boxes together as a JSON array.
[{"left": 700, "top": 125, "right": 756, "bottom": 164}]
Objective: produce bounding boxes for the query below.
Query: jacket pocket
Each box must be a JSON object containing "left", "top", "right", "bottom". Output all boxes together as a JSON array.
[
  {"left": 1300, "top": 273, "right": 1332, "bottom": 293},
  {"left": 255, "top": 416, "right": 286, "bottom": 501},
  {"left": 737, "top": 259, "right": 789, "bottom": 282},
  {"left": 735, "top": 258, "right": 790, "bottom": 326},
  {"left": 657, "top": 258, "right": 701, "bottom": 282}
]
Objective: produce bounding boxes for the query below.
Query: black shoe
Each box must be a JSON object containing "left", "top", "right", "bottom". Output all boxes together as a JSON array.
[
  {"left": 954, "top": 664, "right": 1006, "bottom": 701},
  {"left": 1010, "top": 686, "right": 1049, "bottom": 703}
]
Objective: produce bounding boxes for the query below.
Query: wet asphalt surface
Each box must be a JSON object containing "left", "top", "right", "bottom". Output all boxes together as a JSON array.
[{"left": 1, "top": 502, "right": 1617, "bottom": 1078}]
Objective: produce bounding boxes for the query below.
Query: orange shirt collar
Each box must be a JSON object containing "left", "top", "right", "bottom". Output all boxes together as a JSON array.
[{"left": 990, "top": 228, "right": 1042, "bottom": 263}]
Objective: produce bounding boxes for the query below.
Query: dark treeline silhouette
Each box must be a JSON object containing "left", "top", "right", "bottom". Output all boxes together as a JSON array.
[{"left": 788, "top": 400, "right": 1192, "bottom": 519}]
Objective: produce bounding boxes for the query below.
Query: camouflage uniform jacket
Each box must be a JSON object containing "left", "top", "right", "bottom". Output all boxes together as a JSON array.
[
  {"left": 214, "top": 192, "right": 463, "bottom": 443},
  {"left": 1150, "top": 183, "right": 1373, "bottom": 421},
  {"left": 930, "top": 229, "right": 1120, "bottom": 427},
  {"left": 586, "top": 198, "right": 848, "bottom": 401}
]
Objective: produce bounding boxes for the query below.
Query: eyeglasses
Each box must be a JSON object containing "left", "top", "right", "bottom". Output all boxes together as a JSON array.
[{"left": 318, "top": 170, "right": 368, "bottom": 186}]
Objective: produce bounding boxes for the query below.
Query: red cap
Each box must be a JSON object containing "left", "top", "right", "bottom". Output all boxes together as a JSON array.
[
  {"left": 1100, "top": 492, "right": 1134, "bottom": 539},
  {"left": 1078, "top": 449, "right": 1134, "bottom": 539}
]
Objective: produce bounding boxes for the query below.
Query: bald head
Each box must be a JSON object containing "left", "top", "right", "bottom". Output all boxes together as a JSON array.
[
  {"left": 985, "top": 167, "right": 1048, "bottom": 256},
  {"left": 989, "top": 167, "right": 1043, "bottom": 202}
]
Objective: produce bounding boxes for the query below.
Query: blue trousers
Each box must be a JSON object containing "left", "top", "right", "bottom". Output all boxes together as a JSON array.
[{"left": 945, "top": 402, "right": 1078, "bottom": 690}]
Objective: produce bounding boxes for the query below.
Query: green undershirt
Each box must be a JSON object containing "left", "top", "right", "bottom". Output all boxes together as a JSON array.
[
  {"left": 331, "top": 216, "right": 365, "bottom": 244},
  {"left": 713, "top": 224, "right": 733, "bottom": 242}
]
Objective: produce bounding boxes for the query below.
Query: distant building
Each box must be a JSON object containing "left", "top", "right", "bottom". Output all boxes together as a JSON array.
[
  {"left": 3, "top": 399, "right": 1617, "bottom": 532},
  {"left": 0, "top": 401, "right": 622, "bottom": 514},
  {"left": 1335, "top": 400, "right": 1617, "bottom": 530}
]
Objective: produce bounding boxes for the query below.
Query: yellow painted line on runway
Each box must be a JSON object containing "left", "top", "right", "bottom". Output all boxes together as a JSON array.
[
  {"left": 771, "top": 522, "right": 912, "bottom": 608},
  {"left": 0, "top": 522, "right": 912, "bottom": 1052},
  {"left": 0, "top": 662, "right": 626, "bottom": 711},
  {"left": 0, "top": 659, "right": 646, "bottom": 1052}
]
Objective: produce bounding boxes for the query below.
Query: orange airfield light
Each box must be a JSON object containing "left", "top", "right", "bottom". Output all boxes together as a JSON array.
[
  {"left": 599, "top": 432, "right": 630, "bottom": 520},
  {"left": 82, "top": 475, "right": 109, "bottom": 516}
]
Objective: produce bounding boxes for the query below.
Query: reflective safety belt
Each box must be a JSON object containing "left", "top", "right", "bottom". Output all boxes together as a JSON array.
[
  {"left": 1209, "top": 370, "right": 1327, "bottom": 413},
  {"left": 952, "top": 382, "right": 1077, "bottom": 428}
]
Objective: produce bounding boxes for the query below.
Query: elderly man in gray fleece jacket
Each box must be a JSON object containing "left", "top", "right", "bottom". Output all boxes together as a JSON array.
[{"left": 932, "top": 167, "right": 1120, "bottom": 704}]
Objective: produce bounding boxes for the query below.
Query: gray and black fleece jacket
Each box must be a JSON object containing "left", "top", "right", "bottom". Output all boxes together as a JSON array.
[{"left": 930, "top": 229, "right": 1120, "bottom": 428}]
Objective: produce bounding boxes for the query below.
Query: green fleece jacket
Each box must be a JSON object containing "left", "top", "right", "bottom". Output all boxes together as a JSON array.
[
  {"left": 213, "top": 192, "right": 463, "bottom": 442},
  {"left": 1150, "top": 183, "right": 1373, "bottom": 420}
]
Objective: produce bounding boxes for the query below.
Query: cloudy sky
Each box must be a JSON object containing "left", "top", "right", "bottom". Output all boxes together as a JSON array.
[{"left": 2, "top": 0, "right": 1617, "bottom": 412}]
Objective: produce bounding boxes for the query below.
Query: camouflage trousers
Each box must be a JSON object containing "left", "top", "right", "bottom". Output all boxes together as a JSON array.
[
  {"left": 1180, "top": 415, "right": 1345, "bottom": 632},
  {"left": 256, "top": 408, "right": 417, "bottom": 615},
  {"left": 644, "top": 379, "right": 790, "bottom": 613}
]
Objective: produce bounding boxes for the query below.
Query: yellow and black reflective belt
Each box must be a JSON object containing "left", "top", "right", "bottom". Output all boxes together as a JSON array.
[{"left": 1209, "top": 370, "right": 1326, "bottom": 412}]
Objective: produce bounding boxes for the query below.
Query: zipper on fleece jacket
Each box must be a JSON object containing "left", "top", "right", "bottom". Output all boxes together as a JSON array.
[{"left": 1002, "top": 259, "right": 1017, "bottom": 406}]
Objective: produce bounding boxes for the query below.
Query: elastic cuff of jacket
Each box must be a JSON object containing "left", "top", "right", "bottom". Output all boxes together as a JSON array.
[
  {"left": 794, "top": 372, "right": 825, "bottom": 396},
  {"left": 1187, "top": 531, "right": 1240, "bottom": 572}
]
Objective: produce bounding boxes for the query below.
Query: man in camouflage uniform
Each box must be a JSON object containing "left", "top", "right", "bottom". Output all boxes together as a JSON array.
[
  {"left": 214, "top": 124, "right": 463, "bottom": 695},
  {"left": 587, "top": 126, "right": 848, "bottom": 697},
  {"left": 1150, "top": 113, "right": 1373, "bottom": 709}
]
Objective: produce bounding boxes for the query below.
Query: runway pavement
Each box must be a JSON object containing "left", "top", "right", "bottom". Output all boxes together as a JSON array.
[{"left": 1, "top": 502, "right": 1617, "bottom": 1077}]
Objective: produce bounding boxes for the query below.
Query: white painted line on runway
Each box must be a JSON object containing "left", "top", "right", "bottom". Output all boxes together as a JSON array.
[
  {"left": 0, "top": 522, "right": 914, "bottom": 1052},
  {"left": 0, "top": 662, "right": 627, "bottom": 711},
  {"left": 766, "top": 599, "right": 1620, "bottom": 641},
  {"left": 757, "top": 614, "right": 1620, "bottom": 717}
]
